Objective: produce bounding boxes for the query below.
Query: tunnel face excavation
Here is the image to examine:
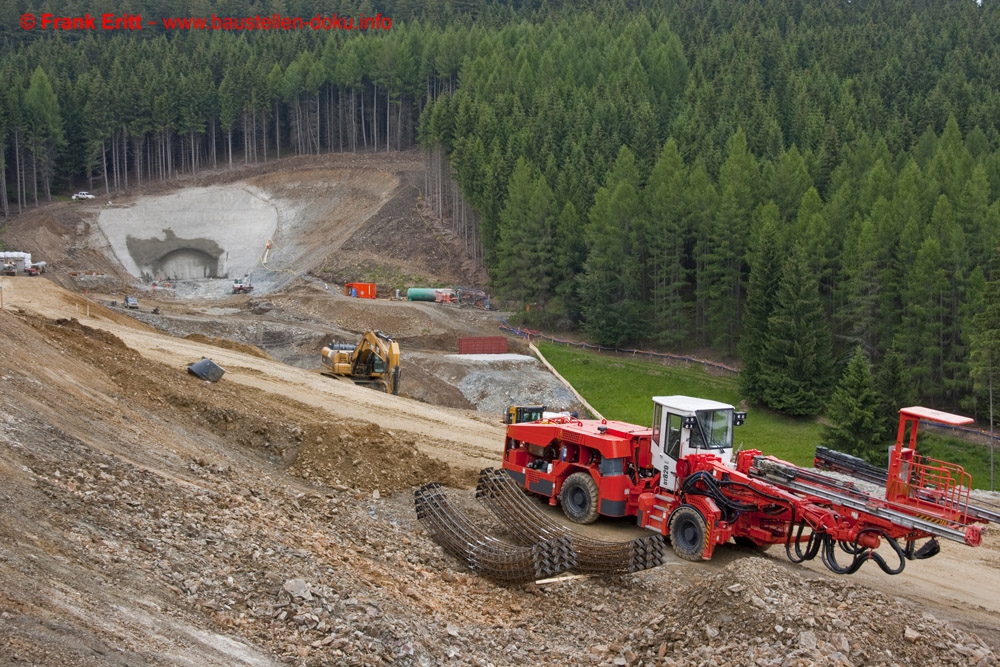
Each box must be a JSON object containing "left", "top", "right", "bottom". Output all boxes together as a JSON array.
[
  {"left": 98, "top": 185, "right": 280, "bottom": 282},
  {"left": 91, "top": 166, "right": 401, "bottom": 298},
  {"left": 126, "top": 230, "right": 224, "bottom": 280}
]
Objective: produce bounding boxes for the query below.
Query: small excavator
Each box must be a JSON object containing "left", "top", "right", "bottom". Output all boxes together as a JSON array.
[{"left": 320, "top": 330, "right": 401, "bottom": 395}]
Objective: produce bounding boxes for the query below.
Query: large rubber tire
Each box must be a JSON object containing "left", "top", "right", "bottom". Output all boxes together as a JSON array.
[
  {"left": 560, "top": 472, "right": 600, "bottom": 524},
  {"left": 669, "top": 506, "right": 708, "bottom": 562}
]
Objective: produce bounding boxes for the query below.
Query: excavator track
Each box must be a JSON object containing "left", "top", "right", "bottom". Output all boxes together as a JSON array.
[
  {"left": 414, "top": 483, "right": 577, "bottom": 584},
  {"left": 476, "top": 468, "right": 665, "bottom": 575}
]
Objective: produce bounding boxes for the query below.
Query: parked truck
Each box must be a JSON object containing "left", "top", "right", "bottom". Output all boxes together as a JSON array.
[
  {"left": 501, "top": 396, "right": 997, "bottom": 575},
  {"left": 232, "top": 276, "right": 254, "bottom": 294}
]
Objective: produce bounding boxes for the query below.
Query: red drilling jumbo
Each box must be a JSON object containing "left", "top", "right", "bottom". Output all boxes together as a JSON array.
[{"left": 501, "top": 397, "right": 998, "bottom": 575}]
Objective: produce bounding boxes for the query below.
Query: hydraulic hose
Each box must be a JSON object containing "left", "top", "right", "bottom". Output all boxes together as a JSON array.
[
  {"left": 785, "top": 519, "right": 823, "bottom": 563},
  {"left": 858, "top": 529, "right": 906, "bottom": 575},
  {"left": 821, "top": 534, "right": 863, "bottom": 574},
  {"left": 905, "top": 537, "right": 941, "bottom": 560},
  {"left": 680, "top": 470, "right": 906, "bottom": 575},
  {"left": 681, "top": 471, "right": 757, "bottom": 523},
  {"left": 820, "top": 528, "right": 907, "bottom": 576}
]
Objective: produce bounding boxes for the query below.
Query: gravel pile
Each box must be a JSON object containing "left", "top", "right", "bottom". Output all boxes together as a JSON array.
[{"left": 628, "top": 557, "right": 995, "bottom": 667}]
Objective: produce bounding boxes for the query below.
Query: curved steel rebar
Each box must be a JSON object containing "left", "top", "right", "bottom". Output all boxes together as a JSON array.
[
  {"left": 414, "top": 483, "right": 577, "bottom": 584},
  {"left": 475, "top": 468, "right": 665, "bottom": 575}
]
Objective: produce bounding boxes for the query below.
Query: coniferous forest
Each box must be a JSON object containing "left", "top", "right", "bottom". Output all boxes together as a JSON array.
[{"left": 6, "top": 0, "right": 1000, "bottom": 429}]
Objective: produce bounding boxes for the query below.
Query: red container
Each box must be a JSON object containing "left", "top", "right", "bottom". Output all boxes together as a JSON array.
[
  {"left": 457, "top": 336, "right": 508, "bottom": 354},
  {"left": 345, "top": 282, "right": 377, "bottom": 299}
]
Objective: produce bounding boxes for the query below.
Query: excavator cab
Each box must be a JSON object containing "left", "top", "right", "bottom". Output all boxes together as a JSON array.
[
  {"left": 649, "top": 396, "right": 745, "bottom": 491},
  {"left": 504, "top": 405, "right": 546, "bottom": 425}
]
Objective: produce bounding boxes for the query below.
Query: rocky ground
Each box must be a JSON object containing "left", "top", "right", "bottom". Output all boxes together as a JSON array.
[{"left": 0, "top": 152, "right": 998, "bottom": 666}]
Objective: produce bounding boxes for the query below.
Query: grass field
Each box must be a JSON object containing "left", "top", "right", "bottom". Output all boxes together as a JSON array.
[{"left": 535, "top": 340, "right": 999, "bottom": 489}]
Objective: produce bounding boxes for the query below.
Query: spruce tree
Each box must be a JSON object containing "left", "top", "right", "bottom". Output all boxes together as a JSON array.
[
  {"left": 874, "top": 347, "right": 913, "bottom": 449},
  {"left": 765, "top": 146, "right": 812, "bottom": 223},
  {"left": 758, "top": 244, "right": 834, "bottom": 416},
  {"left": 702, "top": 128, "right": 758, "bottom": 353},
  {"left": 823, "top": 346, "right": 881, "bottom": 462},
  {"left": 23, "top": 66, "right": 64, "bottom": 203},
  {"left": 739, "top": 202, "right": 784, "bottom": 403},
  {"left": 494, "top": 158, "right": 557, "bottom": 313},
  {"left": 580, "top": 147, "right": 646, "bottom": 346},
  {"left": 645, "top": 138, "right": 690, "bottom": 346},
  {"left": 970, "top": 251, "right": 1000, "bottom": 491},
  {"left": 550, "top": 201, "right": 586, "bottom": 324},
  {"left": 688, "top": 160, "right": 719, "bottom": 346}
]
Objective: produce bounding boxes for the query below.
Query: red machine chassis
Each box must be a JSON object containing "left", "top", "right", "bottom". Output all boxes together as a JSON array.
[{"left": 502, "top": 411, "right": 991, "bottom": 576}]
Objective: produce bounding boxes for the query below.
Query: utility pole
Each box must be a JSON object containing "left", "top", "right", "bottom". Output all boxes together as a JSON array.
[{"left": 991, "top": 358, "right": 995, "bottom": 492}]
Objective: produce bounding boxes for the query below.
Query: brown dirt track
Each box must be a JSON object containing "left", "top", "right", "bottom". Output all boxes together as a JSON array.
[{"left": 0, "top": 152, "right": 998, "bottom": 666}]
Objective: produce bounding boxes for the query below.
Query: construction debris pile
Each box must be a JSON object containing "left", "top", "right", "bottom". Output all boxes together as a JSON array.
[
  {"left": 629, "top": 557, "right": 995, "bottom": 667},
  {"left": 290, "top": 421, "right": 475, "bottom": 492}
]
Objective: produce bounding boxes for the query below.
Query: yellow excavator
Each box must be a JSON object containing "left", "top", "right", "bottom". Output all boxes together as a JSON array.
[{"left": 320, "top": 330, "right": 401, "bottom": 395}]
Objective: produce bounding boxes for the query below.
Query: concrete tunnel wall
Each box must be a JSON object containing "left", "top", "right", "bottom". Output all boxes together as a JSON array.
[
  {"left": 155, "top": 248, "right": 220, "bottom": 279},
  {"left": 97, "top": 185, "right": 279, "bottom": 282},
  {"left": 126, "top": 230, "right": 224, "bottom": 280}
]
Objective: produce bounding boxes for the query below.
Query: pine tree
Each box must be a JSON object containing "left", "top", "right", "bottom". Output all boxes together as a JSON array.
[
  {"left": 758, "top": 244, "right": 834, "bottom": 416},
  {"left": 739, "top": 202, "right": 784, "bottom": 403},
  {"left": 822, "top": 346, "right": 881, "bottom": 462},
  {"left": 580, "top": 147, "right": 646, "bottom": 346},
  {"left": 874, "top": 347, "right": 913, "bottom": 449},
  {"left": 644, "top": 138, "right": 690, "bottom": 346}
]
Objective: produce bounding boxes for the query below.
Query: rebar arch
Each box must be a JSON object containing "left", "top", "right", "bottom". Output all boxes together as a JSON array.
[
  {"left": 475, "top": 468, "right": 665, "bottom": 575},
  {"left": 414, "top": 483, "right": 577, "bottom": 584}
]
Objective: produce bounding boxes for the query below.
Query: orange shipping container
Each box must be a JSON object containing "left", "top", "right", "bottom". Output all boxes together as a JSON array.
[{"left": 345, "top": 282, "right": 377, "bottom": 299}]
